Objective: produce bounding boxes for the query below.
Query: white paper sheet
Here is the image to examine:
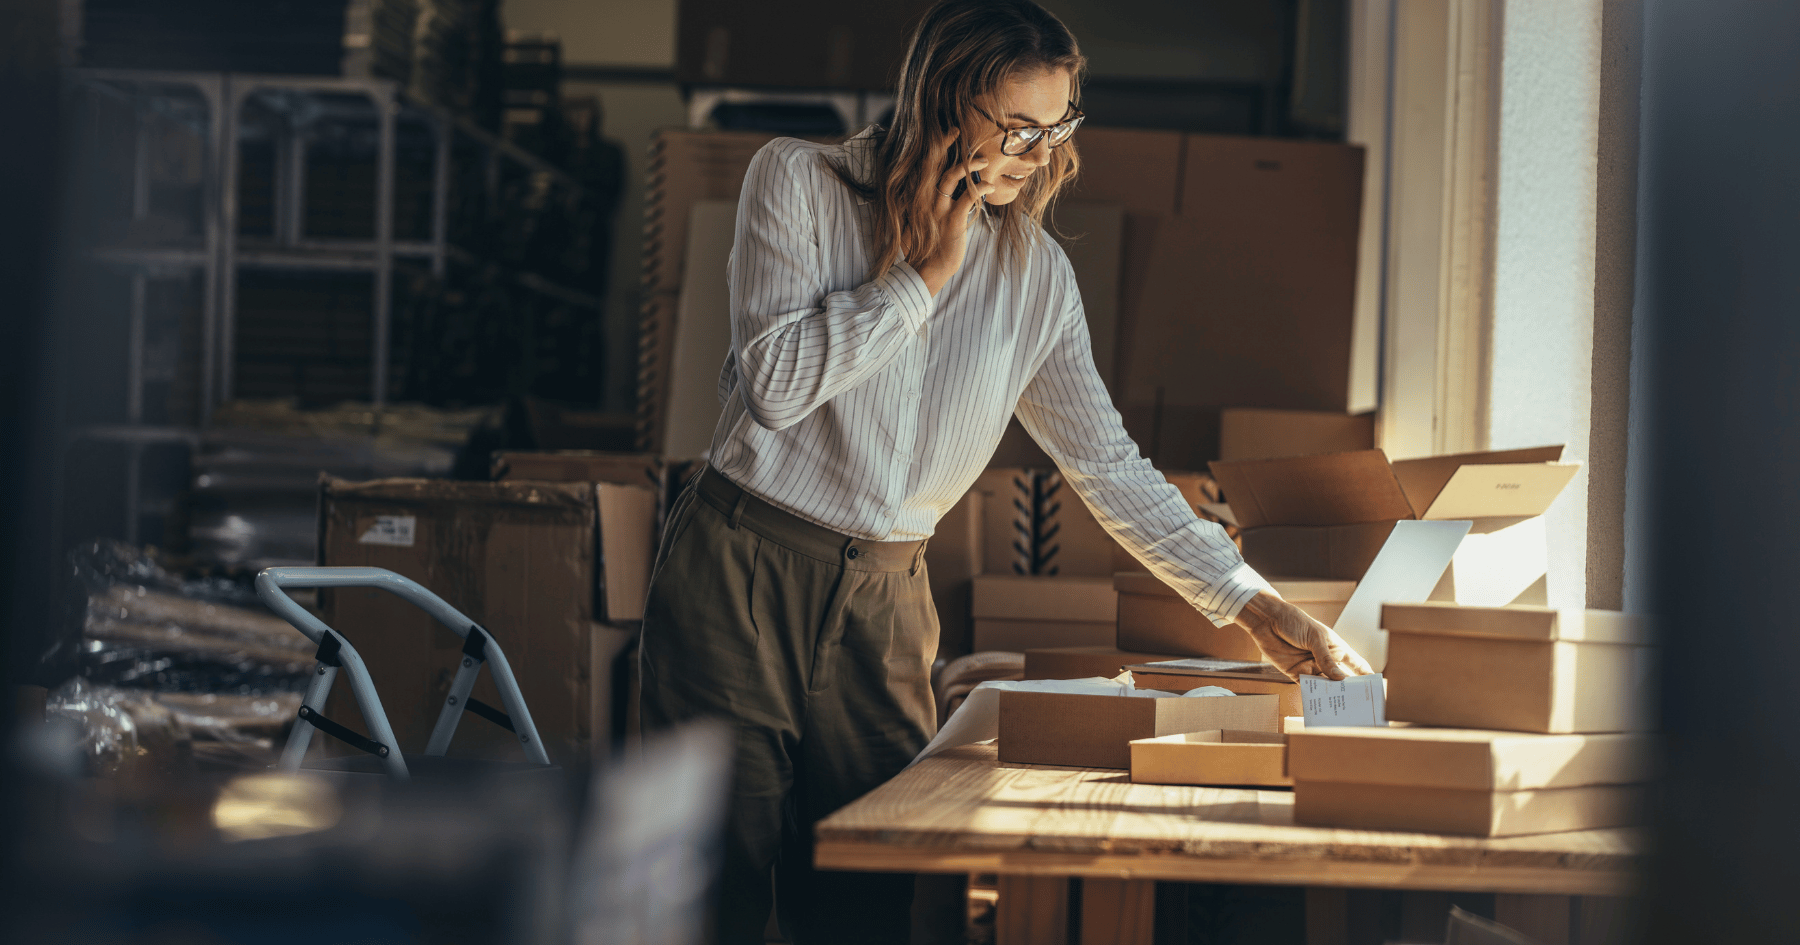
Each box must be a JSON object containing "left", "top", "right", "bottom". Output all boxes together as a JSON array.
[
  {"left": 1330, "top": 519, "right": 1472, "bottom": 670},
  {"left": 1300, "top": 673, "right": 1386, "bottom": 727},
  {"left": 910, "top": 672, "right": 1234, "bottom": 765}
]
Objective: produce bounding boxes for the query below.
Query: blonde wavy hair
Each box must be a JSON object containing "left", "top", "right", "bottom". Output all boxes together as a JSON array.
[{"left": 832, "top": 0, "right": 1087, "bottom": 278}]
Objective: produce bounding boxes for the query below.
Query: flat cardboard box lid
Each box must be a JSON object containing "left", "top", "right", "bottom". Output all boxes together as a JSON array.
[
  {"left": 1382, "top": 602, "right": 1650, "bottom": 645},
  {"left": 1209, "top": 446, "right": 1576, "bottom": 528},
  {"left": 1288, "top": 726, "right": 1653, "bottom": 791},
  {"left": 973, "top": 575, "right": 1116, "bottom": 623},
  {"left": 1114, "top": 572, "right": 1356, "bottom": 603}
]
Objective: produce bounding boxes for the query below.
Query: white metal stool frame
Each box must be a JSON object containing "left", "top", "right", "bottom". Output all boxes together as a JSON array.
[{"left": 257, "top": 566, "right": 553, "bottom": 780}]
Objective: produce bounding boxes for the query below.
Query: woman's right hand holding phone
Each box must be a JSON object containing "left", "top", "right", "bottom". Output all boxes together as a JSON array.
[{"left": 916, "top": 128, "right": 994, "bottom": 296}]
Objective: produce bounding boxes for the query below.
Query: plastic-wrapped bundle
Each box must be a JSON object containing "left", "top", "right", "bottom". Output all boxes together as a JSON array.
[{"left": 43, "top": 678, "right": 302, "bottom": 776}]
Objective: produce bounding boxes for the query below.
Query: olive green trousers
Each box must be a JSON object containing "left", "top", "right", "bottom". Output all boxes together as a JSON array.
[{"left": 639, "top": 468, "right": 938, "bottom": 945}]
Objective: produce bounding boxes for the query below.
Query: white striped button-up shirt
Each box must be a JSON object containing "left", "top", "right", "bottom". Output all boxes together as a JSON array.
[{"left": 708, "top": 128, "right": 1268, "bottom": 626}]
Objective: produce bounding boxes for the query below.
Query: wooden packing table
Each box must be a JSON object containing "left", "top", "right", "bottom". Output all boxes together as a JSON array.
[{"left": 815, "top": 744, "right": 1644, "bottom": 944}]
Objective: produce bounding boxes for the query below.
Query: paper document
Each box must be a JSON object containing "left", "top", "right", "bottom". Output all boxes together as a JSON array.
[{"left": 1301, "top": 673, "right": 1386, "bottom": 727}]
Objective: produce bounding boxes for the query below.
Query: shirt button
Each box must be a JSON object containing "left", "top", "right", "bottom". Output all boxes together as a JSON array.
[{"left": 845, "top": 547, "right": 862, "bottom": 559}]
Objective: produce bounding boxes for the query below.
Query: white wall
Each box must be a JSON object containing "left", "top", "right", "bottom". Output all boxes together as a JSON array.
[{"left": 1487, "top": 0, "right": 1603, "bottom": 609}]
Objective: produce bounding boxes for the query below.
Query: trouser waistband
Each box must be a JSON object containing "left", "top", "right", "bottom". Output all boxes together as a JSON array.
[{"left": 694, "top": 468, "right": 926, "bottom": 572}]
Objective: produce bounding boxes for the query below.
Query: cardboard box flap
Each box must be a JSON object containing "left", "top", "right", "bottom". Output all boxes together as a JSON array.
[
  {"left": 1389, "top": 445, "right": 1566, "bottom": 518},
  {"left": 1382, "top": 602, "right": 1650, "bottom": 645},
  {"left": 1288, "top": 727, "right": 1653, "bottom": 791},
  {"left": 973, "top": 575, "right": 1117, "bottom": 623},
  {"left": 1419, "top": 463, "right": 1581, "bottom": 520},
  {"left": 323, "top": 476, "right": 594, "bottom": 513},
  {"left": 596, "top": 483, "right": 658, "bottom": 623},
  {"left": 1209, "top": 451, "right": 1415, "bottom": 528}
]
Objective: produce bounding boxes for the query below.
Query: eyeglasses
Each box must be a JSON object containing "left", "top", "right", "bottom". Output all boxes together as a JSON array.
[{"left": 994, "top": 103, "right": 1085, "bottom": 156}]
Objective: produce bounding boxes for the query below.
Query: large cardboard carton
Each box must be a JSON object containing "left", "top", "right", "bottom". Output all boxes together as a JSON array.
[
  {"left": 971, "top": 575, "right": 1116, "bottom": 652},
  {"left": 491, "top": 451, "right": 663, "bottom": 491},
  {"left": 1381, "top": 603, "right": 1653, "bottom": 733},
  {"left": 999, "top": 690, "right": 1281, "bottom": 769},
  {"left": 1289, "top": 726, "right": 1652, "bottom": 836},
  {"left": 1239, "top": 521, "right": 1396, "bottom": 582},
  {"left": 1023, "top": 646, "right": 1185, "bottom": 681},
  {"left": 1130, "top": 730, "right": 1291, "bottom": 787},
  {"left": 1115, "top": 573, "right": 1354, "bottom": 661},
  {"left": 1125, "top": 659, "right": 1302, "bottom": 718},
  {"left": 317, "top": 478, "right": 657, "bottom": 765},
  {"left": 1219, "top": 408, "right": 1376, "bottom": 461},
  {"left": 1211, "top": 446, "right": 1580, "bottom": 606},
  {"left": 1118, "top": 136, "right": 1367, "bottom": 416}
]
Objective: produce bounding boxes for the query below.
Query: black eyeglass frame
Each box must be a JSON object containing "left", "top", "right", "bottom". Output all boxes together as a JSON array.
[{"left": 992, "top": 102, "right": 1085, "bottom": 156}]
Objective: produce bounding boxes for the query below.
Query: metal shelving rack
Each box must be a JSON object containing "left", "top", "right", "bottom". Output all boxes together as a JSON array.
[{"left": 66, "top": 67, "right": 606, "bottom": 548}]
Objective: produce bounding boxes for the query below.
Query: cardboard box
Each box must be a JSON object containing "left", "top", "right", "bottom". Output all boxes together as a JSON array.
[
  {"left": 1126, "top": 660, "right": 1302, "bottom": 718},
  {"left": 666, "top": 199, "right": 738, "bottom": 459},
  {"left": 317, "top": 478, "right": 657, "bottom": 765},
  {"left": 1118, "top": 136, "right": 1367, "bottom": 416},
  {"left": 1289, "top": 726, "right": 1652, "bottom": 836},
  {"left": 1130, "top": 730, "right": 1291, "bottom": 787},
  {"left": 1239, "top": 521, "right": 1396, "bottom": 582},
  {"left": 1115, "top": 572, "right": 1354, "bottom": 661},
  {"left": 1381, "top": 603, "right": 1653, "bottom": 733},
  {"left": 972, "top": 575, "right": 1116, "bottom": 652},
  {"left": 676, "top": 0, "right": 934, "bottom": 90},
  {"left": 491, "top": 451, "right": 663, "bottom": 491},
  {"left": 924, "top": 490, "right": 983, "bottom": 661},
  {"left": 999, "top": 690, "right": 1281, "bottom": 769},
  {"left": 1024, "top": 646, "right": 1186, "bottom": 681},
  {"left": 1219, "top": 408, "right": 1376, "bottom": 461},
  {"left": 1211, "top": 446, "right": 1580, "bottom": 606}
]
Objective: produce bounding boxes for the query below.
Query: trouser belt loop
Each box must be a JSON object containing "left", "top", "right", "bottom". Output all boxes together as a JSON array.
[
  {"left": 729, "top": 489, "right": 750, "bottom": 530},
  {"left": 911, "top": 540, "right": 928, "bottom": 575}
]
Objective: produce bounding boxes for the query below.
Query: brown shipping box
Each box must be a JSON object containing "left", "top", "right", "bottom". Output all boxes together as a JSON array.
[
  {"left": 971, "top": 575, "right": 1116, "bottom": 652},
  {"left": 1024, "top": 645, "right": 1185, "bottom": 681},
  {"left": 999, "top": 690, "right": 1281, "bottom": 769},
  {"left": 491, "top": 451, "right": 664, "bottom": 491},
  {"left": 1382, "top": 603, "right": 1653, "bottom": 733},
  {"left": 318, "top": 477, "right": 657, "bottom": 765},
  {"left": 1211, "top": 447, "right": 1580, "bottom": 604},
  {"left": 1115, "top": 572, "right": 1353, "bottom": 660},
  {"left": 1130, "top": 730, "right": 1291, "bottom": 787},
  {"left": 924, "top": 490, "right": 983, "bottom": 661},
  {"left": 1289, "top": 726, "right": 1653, "bottom": 837},
  {"left": 1126, "top": 661, "right": 1302, "bottom": 718},
  {"left": 1118, "top": 136, "right": 1366, "bottom": 416},
  {"left": 676, "top": 0, "right": 934, "bottom": 90},
  {"left": 1219, "top": 408, "right": 1376, "bottom": 462}
]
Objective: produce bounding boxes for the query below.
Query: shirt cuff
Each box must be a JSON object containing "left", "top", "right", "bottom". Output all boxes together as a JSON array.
[
  {"left": 1193, "top": 561, "right": 1274, "bottom": 628},
  {"left": 878, "top": 259, "right": 935, "bottom": 334}
]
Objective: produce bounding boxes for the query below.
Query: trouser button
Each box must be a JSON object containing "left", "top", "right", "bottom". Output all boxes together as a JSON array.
[{"left": 845, "top": 547, "right": 862, "bottom": 559}]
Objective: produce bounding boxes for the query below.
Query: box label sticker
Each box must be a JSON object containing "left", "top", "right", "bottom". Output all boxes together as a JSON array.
[
  {"left": 1301, "top": 673, "right": 1385, "bottom": 727},
  {"left": 358, "top": 515, "right": 416, "bottom": 547}
]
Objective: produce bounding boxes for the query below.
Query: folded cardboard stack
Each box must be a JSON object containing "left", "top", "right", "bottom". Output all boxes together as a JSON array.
[{"left": 1283, "top": 601, "right": 1655, "bottom": 837}]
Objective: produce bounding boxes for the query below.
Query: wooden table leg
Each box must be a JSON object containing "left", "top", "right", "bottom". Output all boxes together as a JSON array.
[
  {"left": 1305, "top": 887, "right": 1349, "bottom": 945},
  {"left": 1496, "top": 894, "right": 1573, "bottom": 944},
  {"left": 997, "top": 875, "right": 1071, "bottom": 945},
  {"left": 1080, "top": 878, "right": 1155, "bottom": 945}
]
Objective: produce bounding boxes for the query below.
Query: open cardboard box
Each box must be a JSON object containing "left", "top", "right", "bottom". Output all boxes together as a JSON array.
[
  {"left": 998, "top": 690, "right": 1281, "bottom": 769},
  {"left": 1125, "top": 659, "right": 1303, "bottom": 717},
  {"left": 1211, "top": 446, "right": 1580, "bottom": 607},
  {"left": 1288, "top": 725, "right": 1652, "bottom": 837},
  {"left": 1023, "top": 646, "right": 1187, "bottom": 681},
  {"left": 1382, "top": 603, "right": 1654, "bottom": 733},
  {"left": 1130, "top": 730, "right": 1291, "bottom": 787},
  {"left": 972, "top": 575, "right": 1116, "bottom": 652}
]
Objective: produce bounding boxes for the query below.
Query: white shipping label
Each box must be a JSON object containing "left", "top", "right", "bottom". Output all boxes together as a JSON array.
[
  {"left": 358, "top": 515, "right": 417, "bottom": 547},
  {"left": 1301, "top": 673, "right": 1386, "bottom": 727}
]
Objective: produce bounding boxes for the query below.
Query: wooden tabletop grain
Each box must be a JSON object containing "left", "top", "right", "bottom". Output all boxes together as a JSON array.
[{"left": 813, "top": 744, "right": 1643, "bottom": 896}]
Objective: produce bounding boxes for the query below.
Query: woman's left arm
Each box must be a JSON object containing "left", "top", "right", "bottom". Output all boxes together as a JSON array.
[{"left": 1013, "top": 251, "right": 1370, "bottom": 678}]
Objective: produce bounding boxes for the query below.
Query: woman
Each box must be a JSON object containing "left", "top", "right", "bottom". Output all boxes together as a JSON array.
[{"left": 639, "top": 1, "right": 1373, "bottom": 941}]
